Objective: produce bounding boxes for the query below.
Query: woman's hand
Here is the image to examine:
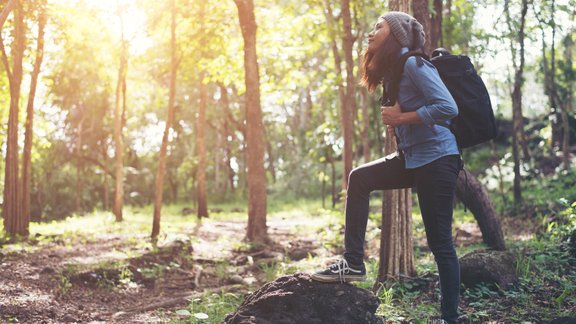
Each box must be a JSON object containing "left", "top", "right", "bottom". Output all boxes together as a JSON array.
[
  {"left": 380, "top": 102, "right": 403, "bottom": 126},
  {"left": 381, "top": 102, "right": 423, "bottom": 126}
]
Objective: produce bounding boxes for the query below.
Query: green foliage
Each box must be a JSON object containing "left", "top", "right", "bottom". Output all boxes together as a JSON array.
[
  {"left": 171, "top": 292, "right": 242, "bottom": 324},
  {"left": 545, "top": 200, "right": 576, "bottom": 252}
]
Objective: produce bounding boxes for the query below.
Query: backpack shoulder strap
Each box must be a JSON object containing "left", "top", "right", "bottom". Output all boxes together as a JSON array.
[{"left": 382, "top": 51, "right": 429, "bottom": 106}]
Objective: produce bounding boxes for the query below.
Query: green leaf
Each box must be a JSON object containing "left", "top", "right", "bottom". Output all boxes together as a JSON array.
[
  {"left": 194, "top": 313, "right": 209, "bottom": 320},
  {"left": 175, "top": 309, "right": 191, "bottom": 316}
]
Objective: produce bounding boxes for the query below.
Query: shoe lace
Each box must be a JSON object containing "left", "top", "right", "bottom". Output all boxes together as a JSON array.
[{"left": 329, "top": 259, "right": 352, "bottom": 284}]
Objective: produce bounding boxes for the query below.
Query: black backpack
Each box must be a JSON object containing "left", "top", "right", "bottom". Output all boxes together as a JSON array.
[{"left": 381, "top": 48, "right": 497, "bottom": 149}]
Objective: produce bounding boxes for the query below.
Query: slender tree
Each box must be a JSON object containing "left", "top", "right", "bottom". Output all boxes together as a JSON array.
[
  {"left": 197, "top": 72, "right": 208, "bottom": 218},
  {"left": 505, "top": 0, "right": 530, "bottom": 204},
  {"left": 22, "top": 1, "right": 47, "bottom": 227},
  {"left": 152, "top": 0, "right": 178, "bottom": 241},
  {"left": 430, "top": 0, "right": 443, "bottom": 49},
  {"left": 219, "top": 84, "right": 237, "bottom": 195},
  {"left": 1, "top": 1, "right": 26, "bottom": 236},
  {"left": 561, "top": 30, "right": 573, "bottom": 169},
  {"left": 340, "top": 0, "right": 356, "bottom": 188},
  {"left": 113, "top": 3, "right": 128, "bottom": 222},
  {"left": 234, "top": 0, "right": 268, "bottom": 243}
]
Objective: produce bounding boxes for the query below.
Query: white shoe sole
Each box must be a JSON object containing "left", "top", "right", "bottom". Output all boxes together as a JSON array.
[{"left": 310, "top": 273, "right": 367, "bottom": 283}]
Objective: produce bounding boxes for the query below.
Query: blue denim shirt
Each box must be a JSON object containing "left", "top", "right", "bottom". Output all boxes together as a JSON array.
[{"left": 389, "top": 48, "right": 459, "bottom": 169}]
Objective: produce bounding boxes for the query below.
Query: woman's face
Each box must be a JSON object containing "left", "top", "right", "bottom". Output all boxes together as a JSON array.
[{"left": 367, "top": 18, "right": 391, "bottom": 53}]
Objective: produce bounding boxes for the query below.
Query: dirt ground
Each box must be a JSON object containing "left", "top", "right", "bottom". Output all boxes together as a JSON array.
[
  {"left": 0, "top": 216, "right": 325, "bottom": 323},
  {"left": 0, "top": 215, "right": 488, "bottom": 324}
]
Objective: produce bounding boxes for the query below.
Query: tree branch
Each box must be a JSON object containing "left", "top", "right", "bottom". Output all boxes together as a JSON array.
[
  {"left": 0, "top": 33, "right": 12, "bottom": 81},
  {"left": 0, "top": 0, "right": 16, "bottom": 30}
]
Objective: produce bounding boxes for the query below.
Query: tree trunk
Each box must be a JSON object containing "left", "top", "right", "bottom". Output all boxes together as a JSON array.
[
  {"left": 455, "top": 170, "right": 506, "bottom": 251},
  {"left": 340, "top": 0, "right": 356, "bottom": 189},
  {"left": 375, "top": 0, "right": 414, "bottom": 290},
  {"left": 412, "top": 0, "right": 433, "bottom": 54},
  {"left": 505, "top": 0, "right": 529, "bottom": 205},
  {"left": 22, "top": 3, "right": 46, "bottom": 229},
  {"left": 219, "top": 84, "right": 236, "bottom": 195},
  {"left": 234, "top": 0, "right": 268, "bottom": 243},
  {"left": 75, "top": 116, "right": 85, "bottom": 213},
  {"left": 376, "top": 138, "right": 415, "bottom": 288},
  {"left": 561, "top": 31, "right": 573, "bottom": 170},
  {"left": 1, "top": 1, "right": 25, "bottom": 237},
  {"left": 331, "top": 156, "right": 337, "bottom": 208},
  {"left": 430, "top": 0, "right": 443, "bottom": 49},
  {"left": 197, "top": 73, "right": 208, "bottom": 218},
  {"left": 152, "top": 0, "right": 178, "bottom": 241},
  {"left": 266, "top": 138, "right": 276, "bottom": 183},
  {"left": 113, "top": 15, "right": 128, "bottom": 222}
]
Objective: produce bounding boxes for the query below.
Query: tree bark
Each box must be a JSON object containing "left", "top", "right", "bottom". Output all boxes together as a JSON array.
[
  {"left": 113, "top": 12, "right": 128, "bottom": 222},
  {"left": 22, "top": 3, "right": 46, "bottom": 229},
  {"left": 1, "top": 1, "right": 26, "bottom": 236},
  {"left": 412, "top": 0, "right": 433, "bottom": 54},
  {"left": 455, "top": 170, "right": 506, "bottom": 251},
  {"left": 234, "top": 0, "right": 268, "bottom": 243},
  {"left": 197, "top": 73, "right": 208, "bottom": 218},
  {"left": 152, "top": 0, "right": 178, "bottom": 241},
  {"left": 430, "top": 0, "right": 443, "bottom": 49}
]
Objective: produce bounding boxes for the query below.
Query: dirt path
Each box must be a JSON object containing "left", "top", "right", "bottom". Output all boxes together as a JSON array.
[{"left": 0, "top": 217, "right": 319, "bottom": 323}]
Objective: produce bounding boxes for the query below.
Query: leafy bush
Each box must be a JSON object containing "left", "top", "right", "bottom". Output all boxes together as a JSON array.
[{"left": 545, "top": 200, "right": 576, "bottom": 256}]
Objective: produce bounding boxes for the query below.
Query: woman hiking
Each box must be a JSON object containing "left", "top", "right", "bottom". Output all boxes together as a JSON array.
[{"left": 311, "top": 11, "right": 461, "bottom": 324}]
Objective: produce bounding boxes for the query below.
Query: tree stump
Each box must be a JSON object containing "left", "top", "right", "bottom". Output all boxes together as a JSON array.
[{"left": 225, "top": 273, "right": 382, "bottom": 324}]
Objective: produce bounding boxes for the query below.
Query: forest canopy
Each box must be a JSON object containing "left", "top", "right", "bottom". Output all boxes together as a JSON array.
[{"left": 0, "top": 0, "right": 573, "bottom": 233}]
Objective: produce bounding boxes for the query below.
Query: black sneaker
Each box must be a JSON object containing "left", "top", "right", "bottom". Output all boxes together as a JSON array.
[{"left": 310, "top": 259, "right": 366, "bottom": 283}]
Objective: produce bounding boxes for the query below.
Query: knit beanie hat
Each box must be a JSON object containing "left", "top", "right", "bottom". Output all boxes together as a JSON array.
[{"left": 381, "top": 11, "right": 425, "bottom": 50}]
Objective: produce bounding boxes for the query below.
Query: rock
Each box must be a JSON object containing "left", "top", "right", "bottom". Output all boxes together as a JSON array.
[
  {"left": 288, "top": 248, "right": 316, "bottom": 261},
  {"left": 229, "top": 275, "right": 247, "bottom": 285},
  {"left": 460, "top": 250, "right": 518, "bottom": 288},
  {"left": 181, "top": 207, "right": 194, "bottom": 216},
  {"left": 225, "top": 273, "right": 382, "bottom": 324}
]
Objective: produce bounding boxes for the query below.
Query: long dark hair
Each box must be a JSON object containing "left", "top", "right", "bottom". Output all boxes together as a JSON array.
[{"left": 360, "top": 35, "right": 402, "bottom": 93}]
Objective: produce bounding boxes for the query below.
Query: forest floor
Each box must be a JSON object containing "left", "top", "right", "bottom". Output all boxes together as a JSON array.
[
  {"left": 0, "top": 201, "right": 574, "bottom": 323},
  {"left": 0, "top": 204, "right": 339, "bottom": 323}
]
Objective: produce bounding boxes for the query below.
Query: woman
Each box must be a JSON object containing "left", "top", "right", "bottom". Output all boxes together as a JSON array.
[{"left": 311, "top": 11, "right": 461, "bottom": 324}]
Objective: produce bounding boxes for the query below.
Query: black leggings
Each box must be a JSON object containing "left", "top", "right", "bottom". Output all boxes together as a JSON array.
[{"left": 343, "top": 153, "right": 461, "bottom": 323}]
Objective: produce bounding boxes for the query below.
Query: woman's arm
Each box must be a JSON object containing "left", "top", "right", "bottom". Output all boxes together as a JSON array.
[{"left": 404, "top": 57, "right": 458, "bottom": 127}]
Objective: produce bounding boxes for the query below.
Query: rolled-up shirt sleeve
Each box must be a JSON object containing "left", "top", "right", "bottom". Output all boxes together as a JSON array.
[{"left": 404, "top": 57, "right": 458, "bottom": 127}]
